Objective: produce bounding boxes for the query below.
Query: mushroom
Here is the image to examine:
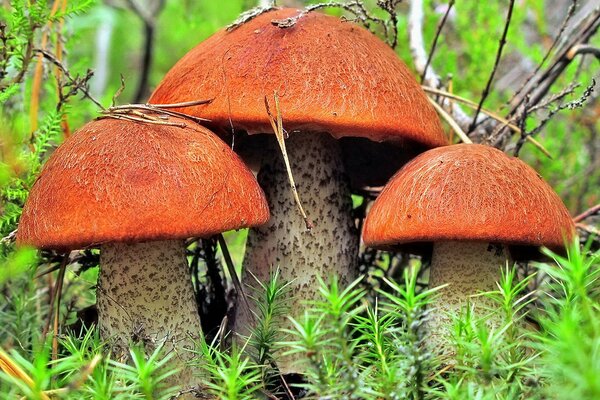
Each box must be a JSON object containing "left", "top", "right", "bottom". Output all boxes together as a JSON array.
[
  {"left": 362, "top": 144, "right": 575, "bottom": 355},
  {"left": 148, "top": 8, "right": 447, "bottom": 373},
  {"left": 17, "top": 116, "right": 269, "bottom": 390}
]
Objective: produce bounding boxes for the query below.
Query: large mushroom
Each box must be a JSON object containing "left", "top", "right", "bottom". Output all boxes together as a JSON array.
[
  {"left": 362, "top": 144, "right": 575, "bottom": 355},
  {"left": 148, "top": 8, "right": 447, "bottom": 373},
  {"left": 17, "top": 116, "right": 269, "bottom": 390}
]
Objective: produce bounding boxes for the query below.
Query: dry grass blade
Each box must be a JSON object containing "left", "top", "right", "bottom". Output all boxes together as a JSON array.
[
  {"left": 424, "top": 87, "right": 553, "bottom": 158},
  {"left": 103, "top": 99, "right": 213, "bottom": 126},
  {"left": 0, "top": 347, "right": 50, "bottom": 400},
  {"left": 149, "top": 98, "right": 213, "bottom": 109},
  {"left": 427, "top": 97, "right": 472, "bottom": 144},
  {"left": 264, "top": 91, "right": 313, "bottom": 231}
]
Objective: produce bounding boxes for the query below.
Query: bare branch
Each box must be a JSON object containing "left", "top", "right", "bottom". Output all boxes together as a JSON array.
[
  {"left": 573, "top": 203, "right": 600, "bottom": 223},
  {"left": 34, "top": 48, "right": 105, "bottom": 110},
  {"left": 468, "top": 0, "right": 516, "bottom": 132},
  {"left": 123, "top": 0, "right": 166, "bottom": 102},
  {"left": 509, "top": 0, "right": 579, "bottom": 106},
  {"left": 421, "top": 0, "right": 454, "bottom": 84},
  {"left": 567, "top": 43, "right": 600, "bottom": 60}
]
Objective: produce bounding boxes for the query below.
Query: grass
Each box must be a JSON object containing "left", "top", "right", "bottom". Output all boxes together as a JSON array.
[{"left": 0, "top": 239, "right": 598, "bottom": 399}]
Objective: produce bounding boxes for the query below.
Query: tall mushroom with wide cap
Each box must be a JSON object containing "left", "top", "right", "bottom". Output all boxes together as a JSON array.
[
  {"left": 362, "top": 144, "right": 575, "bottom": 355},
  {"left": 17, "top": 115, "right": 269, "bottom": 390},
  {"left": 149, "top": 7, "right": 447, "bottom": 373}
]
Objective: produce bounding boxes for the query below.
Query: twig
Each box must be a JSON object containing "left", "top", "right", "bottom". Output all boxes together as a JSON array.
[
  {"left": 216, "top": 234, "right": 255, "bottom": 325},
  {"left": 573, "top": 203, "right": 600, "bottom": 223},
  {"left": 97, "top": 113, "right": 186, "bottom": 127},
  {"left": 507, "top": 8, "right": 600, "bottom": 122},
  {"left": 124, "top": 0, "right": 166, "bottom": 102},
  {"left": 146, "top": 98, "right": 213, "bottom": 109},
  {"left": 52, "top": 256, "right": 68, "bottom": 362},
  {"left": 420, "top": 0, "right": 454, "bottom": 84},
  {"left": 408, "top": 0, "right": 475, "bottom": 132},
  {"left": 468, "top": 0, "right": 516, "bottom": 132},
  {"left": 100, "top": 99, "right": 214, "bottom": 126},
  {"left": 514, "top": 79, "right": 596, "bottom": 156},
  {"left": 409, "top": 0, "right": 440, "bottom": 89},
  {"left": 567, "top": 43, "right": 600, "bottom": 60},
  {"left": 423, "top": 86, "right": 553, "bottom": 158},
  {"left": 30, "top": 0, "right": 63, "bottom": 132},
  {"left": 0, "top": 229, "right": 17, "bottom": 246},
  {"left": 509, "top": 0, "right": 579, "bottom": 106},
  {"left": 35, "top": 48, "right": 105, "bottom": 110},
  {"left": 264, "top": 91, "right": 313, "bottom": 231}
]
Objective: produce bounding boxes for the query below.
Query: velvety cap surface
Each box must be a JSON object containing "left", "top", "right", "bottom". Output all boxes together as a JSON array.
[
  {"left": 363, "top": 144, "right": 575, "bottom": 250},
  {"left": 149, "top": 8, "right": 447, "bottom": 148},
  {"left": 17, "top": 117, "right": 270, "bottom": 250}
]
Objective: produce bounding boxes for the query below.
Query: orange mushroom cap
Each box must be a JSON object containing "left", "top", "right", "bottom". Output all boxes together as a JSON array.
[
  {"left": 17, "top": 117, "right": 270, "bottom": 251},
  {"left": 149, "top": 8, "right": 447, "bottom": 149},
  {"left": 363, "top": 144, "right": 575, "bottom": 252}
]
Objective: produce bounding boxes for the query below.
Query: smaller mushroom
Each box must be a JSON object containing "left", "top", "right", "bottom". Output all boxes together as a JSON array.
[
  {"left": 17, "top": 116, "right": 269, "bottom": 391},
  {"left": 362, "top": 144, "right": 575, "bottom": 355}
]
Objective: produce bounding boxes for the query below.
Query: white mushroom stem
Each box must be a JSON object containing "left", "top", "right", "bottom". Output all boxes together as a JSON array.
[
  {"left": 97, "top": 240, "right": 202, "bottom": 390},
  {"left": 426, "top": 241, "right": 509, "bottom": 357},
  {"left": 236, "top": 132, "right": 359, "bottom": 375}
]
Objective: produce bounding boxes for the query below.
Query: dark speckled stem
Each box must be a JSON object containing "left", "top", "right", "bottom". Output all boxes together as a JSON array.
[
  {"left": 98, "top": 240, "right": 202, "bottom": 392},
  {"left": 426, "top": 241, "right": 509, "bottom": 359},
  {"left": 236, "top": 133, "right": 359, "bottom": 375}
]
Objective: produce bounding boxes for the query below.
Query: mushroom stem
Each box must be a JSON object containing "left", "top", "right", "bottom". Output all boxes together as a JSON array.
[
  {"left": 426, "top": 241, "right": 509, "bottom": 357},
  {"left": 236, "top": 132, "right": 359, "bottom": 374},
  {"left": 98, "top": 240, "right": 202, "bottom": 390}
]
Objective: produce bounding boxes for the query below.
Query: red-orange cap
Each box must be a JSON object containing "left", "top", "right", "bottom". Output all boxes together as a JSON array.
[
  {"left": 149, "top": 8, "right": 447, "bottom": 149},
  {"left": 17, "top": 117, "right": 270, "bottom": 251},
  {"left": 363, "top": 144, "right": 575, "bottom": 251}
]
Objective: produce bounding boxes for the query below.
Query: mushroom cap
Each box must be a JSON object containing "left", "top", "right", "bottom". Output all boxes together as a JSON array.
[
  {"left": 17, "top": 117, "right": 270, "bottom": 251},
  {"left": 362, "top": 144, "right": 575, "bottom": 251},
  {"left": 149, "top": 8, "right": 447, "bottom": 149}
]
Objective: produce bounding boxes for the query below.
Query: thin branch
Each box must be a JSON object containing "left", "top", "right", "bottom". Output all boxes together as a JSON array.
[
  {"left": 124, "top": 0, "right": 166, "bottom": 102},
  {"left": 35, "top": 48, "right": 105, "bottom": 110},
  {"left": 514, "top": 79, "right": 596, "bottom": 156},
  {"left": 420, "top": 0, "right": 454, "bottom": 84},
  {"left": 573, "top": 203, "right": 600, "bottom": 223},
  {"left": 409, "top": 0, "right": 440, "bottom": 88},
  {"left": 99, "top": 100, "right": 214, "bottom": 128},
  {"left": 423, "top": 86, "right": 553, "bottom": 157},
  {"left": 408, "top": 0, "right": 475, "bottom": 132},
  {"left": 509, "top": 0, "right": 579, "bottom": 106},
  {"left": 468, "top": 0, "right": 516, "bottom": 132},
  {"left": 566, "top": 43, "right": 600, "bottom": 60},
  {"left": 216, "top": 234, "right": 255, "bottom": 325},
  {"left": 52, "top": 256, "right": 68, "bottom": 362},
  {"left": 508, "top": 8, "right": 600, "bottom": 119}
]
